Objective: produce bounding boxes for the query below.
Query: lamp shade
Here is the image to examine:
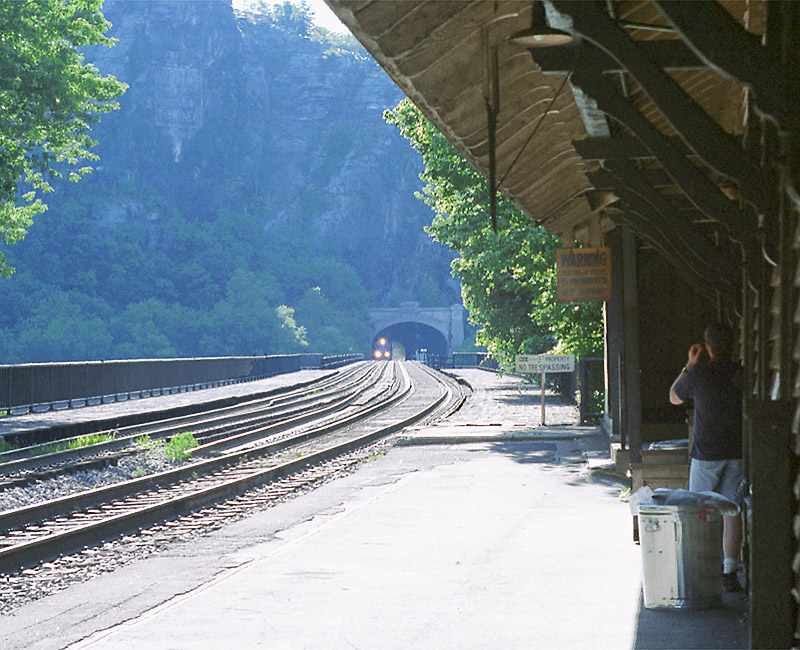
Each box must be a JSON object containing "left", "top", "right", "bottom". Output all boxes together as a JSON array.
[{"left": 508, "top": 27, "right": 573, "bottom": 47}]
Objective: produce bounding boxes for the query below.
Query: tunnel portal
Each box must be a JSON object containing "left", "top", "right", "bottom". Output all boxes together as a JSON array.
[
  {"left": 368, "top": 303, "right": 465, "bottom": 361},
  {"left": 372, "top": 321, "right": 448, "bottom": 361}
]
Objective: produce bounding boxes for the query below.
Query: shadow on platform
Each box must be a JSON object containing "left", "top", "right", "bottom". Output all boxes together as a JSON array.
[{"left": 633, "top": 589, "right": 748, "bottom": 649}]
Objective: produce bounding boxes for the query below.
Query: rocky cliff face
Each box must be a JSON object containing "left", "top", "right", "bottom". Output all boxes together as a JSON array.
[
  {"left": 0, "top": 0, "right": 461, "bottom": 362},
  {"left": 82, "top": 0, "right": 456, "bottom": 305}
]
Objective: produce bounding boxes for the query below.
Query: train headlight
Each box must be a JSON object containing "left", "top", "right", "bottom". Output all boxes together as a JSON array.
[
  {"left": 379, "top": 338, "right": 387, "bottom": 346},
  {"left": 384, "top": 351, "right": 390, "bottom": 358},
  {"left": 374, "top": 350, "right": 383, "bottom": 359}
]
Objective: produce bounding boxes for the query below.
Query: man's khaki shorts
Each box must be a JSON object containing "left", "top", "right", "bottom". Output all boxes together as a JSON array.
[{"left": 689, "top": 458, "right": 744, "bottom": 506}]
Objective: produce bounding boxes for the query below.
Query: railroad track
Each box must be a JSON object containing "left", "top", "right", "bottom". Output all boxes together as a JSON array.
[
  {"left": 0, "top": 361, "right": 380, "bottom": 490},
  {"left": 0, "top": 361, "right": 464, "bottom": 584}
]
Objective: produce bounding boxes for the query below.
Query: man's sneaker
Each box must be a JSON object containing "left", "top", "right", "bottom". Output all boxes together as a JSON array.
[{"left": 723, "top": 571, "right": 742, "bottom": 592}]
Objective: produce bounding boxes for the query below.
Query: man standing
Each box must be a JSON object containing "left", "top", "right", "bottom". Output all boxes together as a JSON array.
[{"left": 669, "top": 322, "right": 744, "bottom": 592}]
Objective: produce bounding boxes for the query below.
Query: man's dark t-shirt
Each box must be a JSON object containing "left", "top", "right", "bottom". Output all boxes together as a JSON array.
[{"left": 674, "top": 359, "right": 742, "bottom": 461}]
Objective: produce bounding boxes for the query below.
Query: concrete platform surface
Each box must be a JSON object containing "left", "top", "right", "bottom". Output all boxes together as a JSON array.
[
  {"left": 0, "top": 368, "right": 748, "bottom": 650},
  {"left": 0, "top": 368, "right": 333, "bottom": 439}
]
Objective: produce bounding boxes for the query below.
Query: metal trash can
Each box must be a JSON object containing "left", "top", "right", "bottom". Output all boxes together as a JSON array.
[{"left": 638, "top": 502, "right": 723, "bottom": 609}]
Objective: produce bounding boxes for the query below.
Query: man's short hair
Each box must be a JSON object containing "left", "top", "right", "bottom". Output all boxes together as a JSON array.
[{"left": 704, "top": 322, "right": 733, "bottom": 358}]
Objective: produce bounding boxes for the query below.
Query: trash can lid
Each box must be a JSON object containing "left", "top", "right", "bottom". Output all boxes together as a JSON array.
[
  {"left": 638, "top": 502, "right": 711, "bottom": 515},
  {"left": 638, "top": 488, "right": 740, "bottom": 516},
  {"left": 648, "top": 439, "right": 689, "bottom": 451}
]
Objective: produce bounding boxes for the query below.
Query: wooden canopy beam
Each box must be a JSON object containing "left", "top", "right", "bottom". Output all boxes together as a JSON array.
[
  {"left": 548, "top": 0, "right": 776, "bottom": 218},
  {"left": 652, "top": 0, "right": 791, "bottom": 128},
  {"left": 533, "top": 39, "right": 706, "bottom": 75},
  {"left": 573, "top": 135, "right": 694, "bottom": 161},
  {"left": 559, "top": 46, "right": 756, "bottom": 255},
  {"left": 602, "top": 157, "right": 739, "bottom": 287},
  {"left": 595, "top": 190, "right": 716, "bottom": 297},
  {"left": 588, "top": 163, "right": 737, "bottom": 292},
  {"left": 585, "top": 166, "right": 674, "bottom": 190}
]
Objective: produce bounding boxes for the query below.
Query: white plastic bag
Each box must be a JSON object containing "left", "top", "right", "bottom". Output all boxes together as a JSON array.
[
  {"left": 628, "top": 485, "right": 653, "bottom": 516},
  {"left": 650, "top": 488, "right": 740, "bottom": 516},
  {"left": 628, "top": 486, "right": 739, "bottom": 516}
]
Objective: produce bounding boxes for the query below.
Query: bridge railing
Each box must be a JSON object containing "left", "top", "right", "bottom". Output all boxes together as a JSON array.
[{"left": 0, "top": 353, "right": 363, "bottom": 415}]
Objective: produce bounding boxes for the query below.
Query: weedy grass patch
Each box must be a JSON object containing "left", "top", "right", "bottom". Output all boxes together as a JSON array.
[
  {"left": 29, "top": 431, "right": 117, "bottom": 456},
  {"left": 32, "top": 442, "right": 65, "bottom": 456},
  {"left": 134, "top": 434, "right": 157, "bottom": 450},
  {"left": 164, "top": 432, "right": 199, "bottom": 461},
  {"left": 67, "top": 431, "right": 117, "bottom": 450}
]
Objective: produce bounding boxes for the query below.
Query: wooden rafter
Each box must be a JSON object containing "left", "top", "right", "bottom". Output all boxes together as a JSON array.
[
  {"left": 561, "top": 46, "right": 756, "bottom": 255},
  {"left": 533, "top": 40, "right": 706, "bottom": 75},
  {"left": 601, "top": 157, "right": 739, "bottom": 287},
  {"left": 572, "top": 135, "right": 695, "bottom": 161},
  {"left": 587, "top": 162, "right": 736, "bottom": 293},
  {"left": 652, "top": 0, "right": 790, "bottom": 128},
  {"left": 595, "top": 193, "right": 714, "bottom": 296},
  {"left": 549, "top": 0, "right": 777, "bottom": 218}
]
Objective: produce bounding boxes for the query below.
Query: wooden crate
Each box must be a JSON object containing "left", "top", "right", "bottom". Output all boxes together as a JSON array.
[
  {"left": 631, "top": 462, "right": 690, "bottom": 492},
  {"left": 640, "top": 448, "right": 689, "bottom": 466},
  {"left": 630, "top": 461, "right": 690, "bottom": 543}
]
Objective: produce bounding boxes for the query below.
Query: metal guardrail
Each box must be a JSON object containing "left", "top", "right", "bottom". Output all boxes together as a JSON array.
[{"left": 0, "top": 353, "right": 363, "bottom": 415}]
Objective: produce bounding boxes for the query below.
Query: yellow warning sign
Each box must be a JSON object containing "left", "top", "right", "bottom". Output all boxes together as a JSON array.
[{"left": 556, "top": 247, "right": 612, "bottom": 303}]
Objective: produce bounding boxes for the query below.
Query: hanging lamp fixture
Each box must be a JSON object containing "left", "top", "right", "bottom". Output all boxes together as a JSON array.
[{"left": 508, "top": 1, "right": 573, "bottom": 48}]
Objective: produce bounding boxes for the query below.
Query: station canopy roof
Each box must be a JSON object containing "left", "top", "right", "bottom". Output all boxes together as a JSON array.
[{"left": 326, "top": 0, "right": 768, "bottom": 294}]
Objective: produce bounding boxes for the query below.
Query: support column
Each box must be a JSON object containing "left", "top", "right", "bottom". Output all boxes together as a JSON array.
[
  {"left": 747, "top": 399, "right": 794, "bottom": 649},
  {"left": 605, "top": 229, "right": 624, "bottom": 445},
  {"left": 622, "top": 225, "right": 642, "bottom": 464}
]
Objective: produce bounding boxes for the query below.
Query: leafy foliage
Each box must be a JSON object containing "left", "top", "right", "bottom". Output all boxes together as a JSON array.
[
  {"left": 243, "top": 0, "right": 315, "bottom": 36},
  {"left": 163, "top": 432, "right": 199, "bottom": 462},
  {"left": 0, "top": 2, "right": 457, "bottom": 363},
  {"left": 385, "top": 99, "right": 603, "bottom": 362},
  {"left": 0, "top": 0, "right": 126, "bottom": 277}
]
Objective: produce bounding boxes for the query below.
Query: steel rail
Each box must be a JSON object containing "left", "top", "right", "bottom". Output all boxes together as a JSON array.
[
  {"left": 186, "top": 362, "right": 393, "bottom": 455},
  {"left": 0, "top": 362, "right": 377, "bottom": 477},
  {"left": 0, "top": 363, "right": 403, "bottom": 535},
  {"left": 0, "top": 362, "right": 371, "bottom": 464},
  {"left": 0, "top": 362, "right": 452, "bottom": 573}
]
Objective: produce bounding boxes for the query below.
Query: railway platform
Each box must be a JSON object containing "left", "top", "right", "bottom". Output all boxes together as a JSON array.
[
  {"left": 0, "top": 368, "right": 334, "bottom": 441},
  {"left": 0, "top": 367, "right": 748, "bottom": 649}
]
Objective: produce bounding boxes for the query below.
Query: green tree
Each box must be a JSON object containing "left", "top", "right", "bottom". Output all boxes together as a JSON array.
[
  {"left": 7, "top": 290, "right": 113, "bottom": 361},
  {"left": 110, "top": 299, "right": 183, "bottom": 359},
  {"left": 244, "top": 0, "right": 315, "bottom": 37},
  {"left": 295, "top": 286, "right": 371, "bottom": 354},
  {"left": 200, "top": 269, "right": 308, "bottom": 356},
  {"left": 0, "top": 0, "right": 126, "bottom": 277},
  {"left": 385, "top": 98, "right": 603, "bottom": 362}
]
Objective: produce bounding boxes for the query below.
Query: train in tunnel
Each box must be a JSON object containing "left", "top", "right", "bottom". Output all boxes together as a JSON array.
[
  {"left": 371, "top": 321, "right": 450, "bottom": 363},
  {"left": 373, "top": 337, "right": 392, "bottom": 360}
]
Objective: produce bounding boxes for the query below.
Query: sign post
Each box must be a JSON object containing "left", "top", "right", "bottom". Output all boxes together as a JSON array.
[
  {"left": 515, "top": 354, "right": 575, "bottom": 426},
  {"left": 541, "top": 371, "right": 546, "bottom": 426}
]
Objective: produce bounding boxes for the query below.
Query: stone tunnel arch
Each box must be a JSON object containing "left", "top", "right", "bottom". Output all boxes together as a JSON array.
[
  {"left": 368, "top": 302, "right": 464, "bottom": 360},
  {"left": 371, "top": 321, "right": 449, "bottom": 361}
]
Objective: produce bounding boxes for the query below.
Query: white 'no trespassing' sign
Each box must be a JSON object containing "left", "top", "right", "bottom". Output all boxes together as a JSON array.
[{"left": 515, "top": 354, "right": 575, "bottom": 374}]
